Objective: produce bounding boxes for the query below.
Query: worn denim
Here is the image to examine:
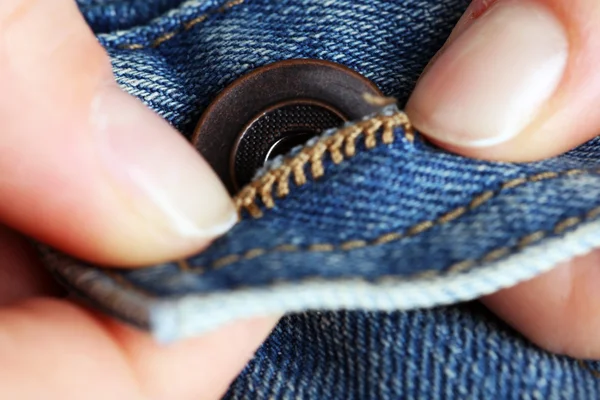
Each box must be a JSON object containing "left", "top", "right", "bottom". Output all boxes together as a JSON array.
[{"left": 38, "top": 0, "right": 600, "bottom": 398}]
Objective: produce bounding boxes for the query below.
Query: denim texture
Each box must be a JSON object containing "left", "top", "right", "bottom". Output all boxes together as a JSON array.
[
  {"left": 77, "top": 0, "right": 187, "bottom": 33},
  {"left": 226, "top": 304, "right": 600, "bottom": 399},
  {"left": 39, "top": 0, "right": 600, "bottom": 398}
]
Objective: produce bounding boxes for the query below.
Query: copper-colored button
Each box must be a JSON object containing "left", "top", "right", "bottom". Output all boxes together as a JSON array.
[{"left": 193, "top": 59, "right": 383, "bottom": 193}]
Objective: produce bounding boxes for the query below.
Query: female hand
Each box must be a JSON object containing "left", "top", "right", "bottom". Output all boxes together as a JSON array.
[
  {"left": 407, "top": 0, "right": 600, "bottom": 359},
  {"left": 0, "top": 1, "right": 276, "bottom": 399}
]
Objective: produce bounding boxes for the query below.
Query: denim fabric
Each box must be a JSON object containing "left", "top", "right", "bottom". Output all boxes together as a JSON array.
[
  {"left": 39, "top": 0, "right": 600, "bottom": 398},
  {"left": 226, "top": 304, "right": 600, "bottom": 399},
  {"left": 77, "top": 0, "right": 187, "bottom": 33}
]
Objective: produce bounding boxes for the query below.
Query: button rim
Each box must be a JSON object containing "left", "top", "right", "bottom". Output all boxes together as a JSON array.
[{"left": 192, "top": 58, "right": 384, "bottom": 193}]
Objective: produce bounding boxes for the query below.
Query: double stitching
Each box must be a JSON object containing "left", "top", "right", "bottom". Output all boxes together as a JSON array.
[
  {"left": 170, "top": 111, "right": 600, "bottom": 275},
  {"left": 98, "top": 112, "right": 600, "bottom": 294},
  {"left": 116, "top": 0, "right": 246, "bottom": 50},
  {"left": 183, "top": 176, "right": 600, "bottom": 275},
  {"left": 115, "top": 205, "right": 600, "bottom": 298}
]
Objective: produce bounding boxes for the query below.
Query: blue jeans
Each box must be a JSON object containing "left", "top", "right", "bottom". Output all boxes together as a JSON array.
[{"left": 40, "top": 0, "right": 600, "bottom": 398}]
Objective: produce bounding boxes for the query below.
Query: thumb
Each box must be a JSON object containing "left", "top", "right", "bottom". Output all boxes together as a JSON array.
[
  {"left": 0, "top": 0, "right": 236, "bottom": 266},
  {"left": 406, "top": 0, "right": 600, "bottom": 359},
  {"left": 406, "top": 0, "right": 600, "bottom": 161}
]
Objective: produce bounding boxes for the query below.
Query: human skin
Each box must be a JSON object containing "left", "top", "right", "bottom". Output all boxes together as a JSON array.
[
  {"left": 406, "top": 0, "right": 600, "bottom": 359},
  {"left": 0, "top": 0, "right": 599, "bottom": 399}
]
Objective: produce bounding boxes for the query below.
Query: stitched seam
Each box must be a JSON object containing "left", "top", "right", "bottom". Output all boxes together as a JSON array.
[
  {"left": 219, "top": 110, "right": 594, "bottom": 273},
  {"left": 91, "top": 112, "right": 600, "bottom": 292},
  {"left": 116, "top": 0, "right": 245, "bottom": 50},
  {"left": 233, "top": 111, "right": 414, "bottom": 219},
  {"left": 112, "top": 205, "right": 600, "bottom": 299},
  {"left": 200, "top": 198, "right": 600, "bottom": 274}
]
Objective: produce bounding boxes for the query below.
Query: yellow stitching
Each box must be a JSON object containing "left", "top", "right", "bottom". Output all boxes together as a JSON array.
[
  {"left": 501, "top": 177, "right": 527, "bottom": 190},
  {"left": 203, "top": 206, "right": 597, "bottom": 272},
  {"left": 363, "top": 120, "right": 381, "bottom": 149},
  {"left": 578, "top": 360, "right": 600, "bottom": 379},
  {"left": 518, "top": 231, "right": 545, "bottom": 248},
  {"left": 202, "top": 167, "right": 600, "bottom": 273},
  {"left": 276, "top": 167, "right": 292, "bottom": 198},
  {"left": 234, "top": 129, "right": 599, "bottom": 240},
  {"left": 566, "top": 169, "right": 585, "bottom": 176},
  {"left": 273, "top": 244, "right": 300, "bottom": 252},
  {"left": 447, "top": 260, "right": 476, "bottom": 274},
  {"left": 586, "top": 206, "right": 600, "bottom": 220},
  {"left": 554, "top": 217, "right": 581, "bottom": 234},
  {"left": 530, "top": 171, "right": 559, "bottom": 181},
  {"left": 412, "top": 270, "right": 439, "bottom": 280},
  {"left": 328, "top": 132, "right": 345, "bottom": 164},
  {"left": 152, "top": 31, "right": 177, "bottom": 47},
  {"left": 470, "top": 191, "right": 494, "bottom": 209},
  {"left": 394, "top": 112, "right": 414, "bottom": 143},
  {"left": 258, "top": 173, "right": 276, "bottom": 209},
  {"left": 438, "top": 207, "right": 467, "bottom": 224},
  {"left": 381, "top": 120, "right": 395, "bottom": 145},
  {"left": 108, "top": 205, "right": 600, "bottom": 296},
  {"left": 306, "top": 276, "right": 330, "bottom": 284},
  {"left": 220, "top": 0, "right": 245, "bottom": 11},
  {"left": 96, "top": 110, "right": 600, "bottom": 279},
  {"left": 407, "top": 221, "right": 435, "bottom": 236},
  {"left": 373, "top": 232, "right": 404, "bottom": 245},
  {"left": 404, "top": 128, "right": 415, "bottom": 143},
  {"left": 183, "top": 15, "right": 207, "bottom": 30},
  {"left": 234, "top": 112, "right": 411, "bottom": 218},
  {"left": 247, "top": 202, "right": 263, "bottom": 218},
  {"left": 340, "top": 240, "right": 368, "bottom": 250},
  {"left": 234, "top": 186, "right": 263, "bottom": 218},
  {"left": 177, "top": 259, "right": 191, "bottom": 272},
  {"left": 213, "top": 254, "right": 242, "bottom": 269},
  {"left": 482, "top": 247, "right": 511, "bottom": 263},
  {"left": 344, "top": 126, "right": 364, "bottom": 157},
  {"left": 309, "top": 244, "right": 335, "bottom": 252},
  {"left": 292, "top": 152, "right": 309, "bottom": 186},
  {"left": 123, "top": 43, "right": 144, "bottom": 50},
  {"left": 445, "top": 207, "right": 597, "bottom": 275},
  {"left": 244, "top": 248, "right": 267, "bottom": 260},
  {"left": 118, "top": 0, "right": 246, "bottom": 50},
  {"left": 311, "top": 141, "right": 329, "bottom": 177}
]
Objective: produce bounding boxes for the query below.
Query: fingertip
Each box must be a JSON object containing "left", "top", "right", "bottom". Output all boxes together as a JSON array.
[
  {"left": 482, "top": 249, "right": 600, "bottom": 359},
  {"left": 0, "top": 298, "right": 142, "bottom": 400},
  {"left": 0, "top": 297, "right": 278, "bottom": 400},
  {"left": 407, "top": 0, "right": 568, "bottom": 150},
  {"left": 1, "top": 80, "right": 237, "bottom": 267},
  {"left": 0, "top": 0, "right": 237, "bottom": 267},
  {"left": 407, "top": 0, "right": 600, "bottom": 162},
  {"left": 80, "top": 84, "right": 238, "bottom": 265},
  {"left": 102, "top": 314, "right": 280, "bottom": 400}
]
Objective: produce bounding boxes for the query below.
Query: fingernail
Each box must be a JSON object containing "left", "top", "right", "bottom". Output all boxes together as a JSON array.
[
  {"left": 406, "top": 0, "right": 569, "bottom": 147},
  {"left": 91, "top": 85, "right": 237, "bottom": 241}
]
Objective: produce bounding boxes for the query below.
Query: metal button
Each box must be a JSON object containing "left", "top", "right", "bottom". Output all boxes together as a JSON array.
[{"left": 192, "top": 59, "right": 383, "bottom": 193}]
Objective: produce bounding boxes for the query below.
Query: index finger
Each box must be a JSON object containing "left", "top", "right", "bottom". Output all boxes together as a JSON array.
[
  {"left": 0, "top": 0, "right": 235, "bottom": 266},
  {"left": 0, "top": 298, "right": 277, "bottom": 400}
]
